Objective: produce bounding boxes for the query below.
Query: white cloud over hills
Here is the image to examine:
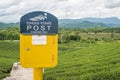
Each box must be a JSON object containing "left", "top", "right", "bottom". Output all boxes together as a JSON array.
[{"left": 0, "top": 0, "right": 120, "bottom": 23}]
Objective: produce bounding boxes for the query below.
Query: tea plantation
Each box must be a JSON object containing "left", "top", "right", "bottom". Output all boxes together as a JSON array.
[
  {"left": 0, "top": 40, "right": 120, "bottom": 80},
  {"left": 45, "top": 41, "right": 120, "bottom": 80},
  {"left": 0, "top": 41, "right": 19, "bottom": 79}
]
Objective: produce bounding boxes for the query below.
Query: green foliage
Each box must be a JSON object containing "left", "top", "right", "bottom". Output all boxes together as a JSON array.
[
  {"left": 0, "top": 22, "right": 19, "bottom": 29},
  {"left": 0, "top": 27, "right": 120, "bottom": 42},
  {"left": 0, "top": 27, "right": 120, "bottom": 80},
  {"left": 69, "top": 34, "right": 81, "bottom": 41},
  {"left": 59, "top": 27, "right": 120, "bottom": 33},
  {"left": 0, "top": 41, "right": 19, "bottom": 79},
  {"left": 44, "top": 41, "right": 120, "bottom": 80},
  {"left": 0, "top": 27, "right": 19, "bottom": 40},
  {"left": 0, "top": 40, "right": 120, "bottom": 80},
  {"left": 58, "top": 27, "right": 120, "bottom": 43},
  {"left": 59, "top": 32, "right": 81, "bottom": 43}
]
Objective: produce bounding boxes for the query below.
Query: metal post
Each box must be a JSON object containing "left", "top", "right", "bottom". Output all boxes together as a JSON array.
[{"left": 34, "top": 68, "right": 43, "bottom": 80}]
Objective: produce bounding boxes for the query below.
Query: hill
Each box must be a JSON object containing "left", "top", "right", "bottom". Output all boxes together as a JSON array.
[
  {"left": 59, "top": 20, "right": 108, "bottom": 28},
  {"left": 81, "top": 17, "right": 120, "bottom": 25},
  {"left": 0, "top": 17, "right": 120, "bottom": 29},
  {"left": 59, "top": 17, "right": 120, "bottom": 28},
  {"left": 0, "top": 22, "right": 19, "bottom": 29}
]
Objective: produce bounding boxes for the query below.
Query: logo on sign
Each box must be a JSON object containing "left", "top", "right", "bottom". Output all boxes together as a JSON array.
[
  {"left": 30, "top": 13, "right": 47, "bottom": 21},
  {"left": 26, "top": 13, "right": 52, "bottom": 33}
]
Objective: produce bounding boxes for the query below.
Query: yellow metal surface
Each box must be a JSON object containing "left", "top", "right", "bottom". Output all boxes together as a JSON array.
[
  {"left": 34, "top": 68, "right": 43, "bottom": 80},
  {"left": 20, "top": 34, "right": 58, "bottom": 68}
]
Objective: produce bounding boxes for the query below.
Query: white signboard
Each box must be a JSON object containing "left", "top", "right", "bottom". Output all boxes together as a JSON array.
[{"left": 32, "top": 35, "right": 47, "bottom": 45}]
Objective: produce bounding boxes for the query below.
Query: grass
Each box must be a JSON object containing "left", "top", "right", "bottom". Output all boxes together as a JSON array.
[
  {"left": 0, "top": 40, "right": 120, "bottom": 80},
  {"left": 0, "top": 41, "right": 19, "bottom": 79},
  {"left": 80, "top": 33, "right": 120, "bottom": 40},
  {"left": 44, "top": 41, "right": 120, "bottom": 80}
]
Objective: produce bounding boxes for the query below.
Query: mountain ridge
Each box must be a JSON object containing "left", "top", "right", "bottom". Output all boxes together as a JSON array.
[
  {"left": 59, "top": 17, "right": 120, "bottom": 28},
  {"left": 0, "top": 22, "right": 19, "bottom": 29},
  {"left": 0, "top": 17, "right": 120, "bottom": 29},
  {"left": 80, "top": 17, "right": 120, "bottom": 24}
]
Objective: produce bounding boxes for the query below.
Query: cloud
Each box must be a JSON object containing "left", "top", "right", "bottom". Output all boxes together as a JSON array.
[
  {"left": 0, "top": 0, "right": 21, "bottom": 9},
  {"left": 104, "top": 0, "right": 120, "bottom": 8},
  {"left": 0, "top": 0, "right": 120, "bottom": 23}
]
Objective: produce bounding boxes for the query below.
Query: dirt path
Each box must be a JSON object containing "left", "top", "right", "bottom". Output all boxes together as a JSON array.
[{"left": 3, "top": 62, "right": 33, "bottom": 80}]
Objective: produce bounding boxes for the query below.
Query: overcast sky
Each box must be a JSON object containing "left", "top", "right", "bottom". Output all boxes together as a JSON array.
[{"left": 0, "top": 0, "right": 120, "bottom": 23}]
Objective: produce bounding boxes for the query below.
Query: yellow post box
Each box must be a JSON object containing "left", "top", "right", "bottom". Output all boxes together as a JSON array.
[
  {"left": 20, "top": 11, "right": 58, "bottom": 80},
  {"left": 20, "top": 34, "right": 58, "bottom": 67}
]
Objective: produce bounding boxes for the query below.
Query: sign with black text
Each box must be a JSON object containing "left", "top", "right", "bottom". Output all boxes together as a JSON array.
[{"left": 20, "top": 11, "right": 58, "bottom": 34}]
